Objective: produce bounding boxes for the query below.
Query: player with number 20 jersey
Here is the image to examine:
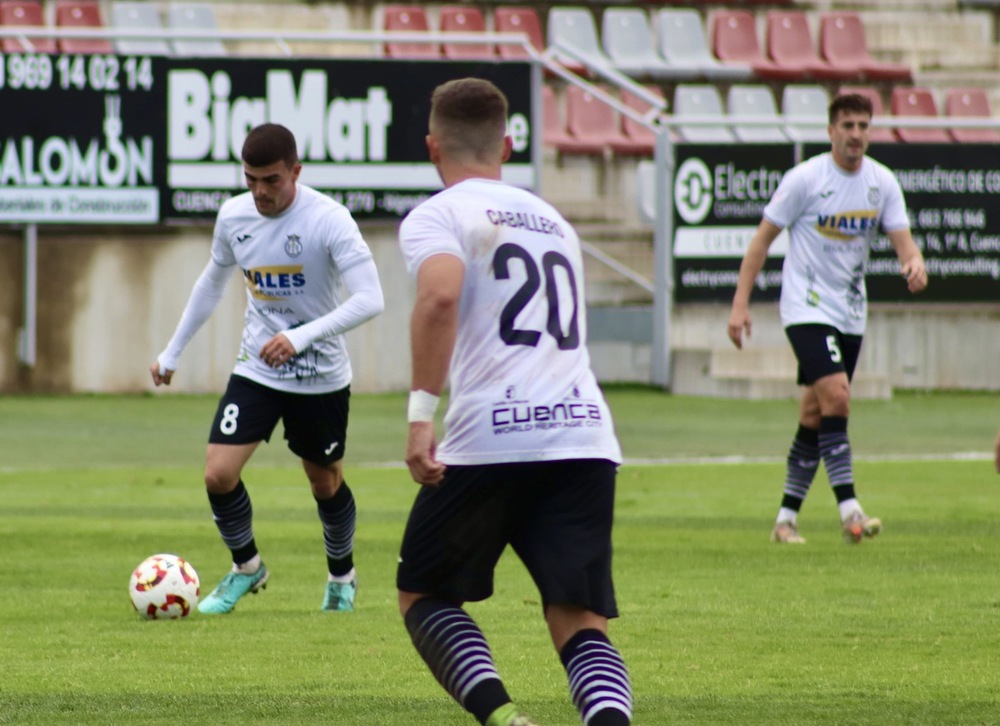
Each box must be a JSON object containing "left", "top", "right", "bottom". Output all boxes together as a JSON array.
[{"left": 399, "top": 178, "right": 622, "bottom": 467}]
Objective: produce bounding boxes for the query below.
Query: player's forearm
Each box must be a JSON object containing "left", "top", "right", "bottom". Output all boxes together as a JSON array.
[{"left": 732, "top": 238, "right": 769, "bottom": 308}]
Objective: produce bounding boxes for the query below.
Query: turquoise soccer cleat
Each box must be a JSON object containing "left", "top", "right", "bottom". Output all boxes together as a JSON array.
[
  {"left": 197, "top": 563, "right": 269, "bottom": 614},
  {"left": 321, "top": 576, "right": 357, "bottom": 612}
]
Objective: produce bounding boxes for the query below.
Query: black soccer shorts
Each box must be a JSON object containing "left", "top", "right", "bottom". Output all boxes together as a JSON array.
[
  {"left": 208, "top": 374, "right": 350, "bottom": 464},
  {"left": 785, "top": 323, "right": 863, "bottom": 385},
  {"left": 396, "top": 458, "right": 620, "bottom": 618}
]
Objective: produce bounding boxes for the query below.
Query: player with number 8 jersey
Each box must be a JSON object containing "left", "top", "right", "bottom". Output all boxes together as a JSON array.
[{"left": 398, "top": 180, "right": 621, "bottom": 465}]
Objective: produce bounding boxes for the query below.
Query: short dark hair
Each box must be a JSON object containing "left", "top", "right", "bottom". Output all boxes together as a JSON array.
[
  {"left": 430, "top": 78, "right": 508, "bottom": 161},
  {"left": 242, "top": 123, "right": 298, "bottom": 167},
  {"left": 829, "top": 93, "right": 874, "bottom": 124}
]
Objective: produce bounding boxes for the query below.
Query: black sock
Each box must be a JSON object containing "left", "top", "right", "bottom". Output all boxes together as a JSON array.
[
  {"left": 560, "top": 629, "right": 632, "bottom": 725},
  {"left": 819, "top": 415, "right": 854, "bottom": 490},
  {"left": 405, "top": 598, "right": 510, "bottom": 724},
  {"left": 316, "top": 482, "right": 355, "bottom": 577},
  {"left": 207, "top": 479, "right": 257, "bottom": 565}
]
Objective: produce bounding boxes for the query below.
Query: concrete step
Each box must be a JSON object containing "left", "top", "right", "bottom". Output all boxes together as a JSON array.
[{"left": 672, "top": 348, "right": 892, "bottom": 400}]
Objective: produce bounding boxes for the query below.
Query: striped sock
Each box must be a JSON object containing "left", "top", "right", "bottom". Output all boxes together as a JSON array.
[
  {"left": 405, "top": 598, "right": 511, "bottom": 724},
  {"left": 819, "top": 416, "right": 854, "bottom": 493},
  {"left": 781, "top": 424, "right": 820, "bottom": 515},
  {"left": 207, "top": 479, "right": 257, "bottom": 565},
  {"left": 316, "top": 482, "right": 355, "bottom": 577},
  {"left": 560, "top": 629, "right": 632, "bottom": 725}
]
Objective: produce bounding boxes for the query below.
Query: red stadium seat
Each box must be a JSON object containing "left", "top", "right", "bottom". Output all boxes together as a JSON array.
[
  {"left": 766, "top": 11, "right": 859, "bottom": 81},
  {"left": 55, "top": 0, "right": 113, "bottom": 54},
  {"left": 494, "top": 6, "right": 544, "bottom": 61},
  {"left": 837, "top": 86, "right": 896, "bottom": 143},
  {"left": 563, "top": 85, "right": 622, "bottom": 155},
  {"left": 543, "top": 85, "right": 590, "bottom": 154},
  {"left": 890, "top": 87, "right": 951, "bottom": 143},
  {"left": 819, "top": 12, "right": 912, "bottom": 82},
  {"left": 611, "top": 87, "right": 662, "bottom": 156},
  {"left": 711, "top": 10, "right": 806, "bottom": 81},
  {"left": 0, "top": 0, "right": 56, "bottom": 53},
  {"left": 944, "top": 88, "right": 1000, "bottom": 143},
  {"left": 382, "top": 5, "right": 439, "bottom": 59},
  {"left": 439, "top": 6, "right": 494, "bottom": 60}
]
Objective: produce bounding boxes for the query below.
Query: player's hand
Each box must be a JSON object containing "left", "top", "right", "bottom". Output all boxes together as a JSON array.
[
  {"left": 259, "top": 333, "right": 295, "bottom": 368},
  {"left": 727, "top": 306, "right": 751, "bottom": 349},
  {"left": 406, "top": 422, "right": 446, "bottom": 487},
  {"left": 902, "top": 257, "right": 928, "bottom": 294},
  {"left": 150, "top": 362, "right": 174, "bottom": 386}
]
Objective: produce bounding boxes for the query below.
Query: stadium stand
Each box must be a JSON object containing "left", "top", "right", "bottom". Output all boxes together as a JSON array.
[
  {"left": 727, "top": 85, "right": 788, "bottom": 142},
  {"left": 653, "top": 8, "right": 751, "bottom": 81},
  {"left": 944, "top": 87, "right": 1000, "bottom": 143},
  {"left": 819, "top": 12, "right": 912, "bottom": 82},
  {"left": 781, "top": 85, "right": 831, "bottom": 142},
  {"left": 564, "top": 84, "right": 628, "bottom": 155},
  {"left": 711, "top": 9, "right": 807, "bottom": 81},
  {"left": 439, "top": 5, "right": 493, "bottom": 60},
  {"left": 110, "top": 2, "right": 171, "bottom": 56},
  {"left": 494, "top": 6, "right": 543, "bottom": 62},
  {"left": 766, "top": 10, "right": 860, "bottom": 82},
  {"left": 601, "top": 8, "right": 672, "bottom": 81},
  {"left": 547, "top": 6, "right": 610, "bottom": 76},
  {"left": 890, "top": 87, "right": 952, "bottom": 142},
  {"left": 0, "top": 0, "right": 56, "bottom": 53},
  {"left": 381, "top": 4, "right": 439, "bottom": 59},
  {"left": 672, "top": 84, "right": 736, "bottom": 142},
  {"left": 838, "top": 85, "right": 897, "bottom": 143},
  {"left": 167, "top": 3, "right": 227, "bottom": 56},
  {"left": 55, "top": 0, "right": 113, "bottom": 54}
]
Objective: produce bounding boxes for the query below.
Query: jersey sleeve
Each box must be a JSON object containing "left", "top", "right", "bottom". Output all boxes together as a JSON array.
[
  {"left": 398, "top": 201, "right": 466, "bottom": 277},
  {"left": 879, "top": 170, "right": 910, "bottom": 231},
  {"left": 322, "top": 205, "right": 374, "bottom": 273},
  {"left": 762, "top": 165, "right": 808, "bottom": 230},
  {"left": 210, "top": 208, "right": 237, "bottom": 266}
]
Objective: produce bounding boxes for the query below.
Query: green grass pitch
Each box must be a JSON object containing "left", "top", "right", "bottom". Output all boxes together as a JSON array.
[{"left": 1, "top": 389, "right": 999, "bottom": 724}]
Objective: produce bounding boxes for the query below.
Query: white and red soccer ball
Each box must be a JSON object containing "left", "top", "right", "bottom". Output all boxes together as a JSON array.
[{"left": 129, "top": 554, "right": 200, "bottom": 620}]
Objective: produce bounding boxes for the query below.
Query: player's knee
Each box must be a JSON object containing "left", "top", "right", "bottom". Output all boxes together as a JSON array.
[{"left": 203, "top": 468, "right": 238, "bottom": 494}]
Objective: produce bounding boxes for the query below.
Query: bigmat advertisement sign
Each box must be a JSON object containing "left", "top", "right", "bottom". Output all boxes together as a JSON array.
[
  {"left": 0, "top": 53, "right": 533, "bottom": 223},
  {"left": 674, "top": 142, "right": 1000, "bottom": 303}
]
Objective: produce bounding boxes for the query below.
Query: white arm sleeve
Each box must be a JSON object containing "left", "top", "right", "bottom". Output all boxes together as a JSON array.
[
  {"left": 282, "top": 257, "right": 385, "bottom": 353},
  {"left": 157, "top": 259, "right": 235, "bottom": 372}
]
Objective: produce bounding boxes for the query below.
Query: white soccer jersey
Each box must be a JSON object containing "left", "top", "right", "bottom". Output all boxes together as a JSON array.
[
  {"left": 764, "top": 152, "right": 909, "bottom": 335},
  {"left": 399, "top": 178, "right": 623, "bottom": 466},
  {"left": 213, "top": 184, "right": 374, "bottom": 392}
]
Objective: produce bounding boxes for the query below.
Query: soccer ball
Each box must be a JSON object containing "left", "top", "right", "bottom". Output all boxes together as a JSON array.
[{"left": 129, "top": 554, "right": 200, "bottom": 620}]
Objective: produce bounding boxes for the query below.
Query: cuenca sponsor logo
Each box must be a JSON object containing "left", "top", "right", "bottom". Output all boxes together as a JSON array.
[{"left": 490, "top": 402, "right": 604, "bottom": 434}]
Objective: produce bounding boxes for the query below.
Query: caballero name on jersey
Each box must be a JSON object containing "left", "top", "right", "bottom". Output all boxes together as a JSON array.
[
  {"left": 492, "top": 402, "right": 603, "bottom": 427},
  {"left": 486, "top": 209, "right": 565, "bottom": 237}
]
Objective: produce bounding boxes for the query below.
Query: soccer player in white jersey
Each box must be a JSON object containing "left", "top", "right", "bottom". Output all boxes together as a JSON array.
[
  {"left": 150, "top": 123, "right": 384, "bottom": 613},
  {"left": 396, "top": 79, "right": 633, "bottom": 726},
  {"left": 727, "top": 93, "right": 927, "bottom": 544}
]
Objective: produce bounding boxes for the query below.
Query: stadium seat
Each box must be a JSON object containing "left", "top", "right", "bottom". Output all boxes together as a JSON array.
[
  {"left": 890, "top": 87, "right": 952, "bottom": 143},
  {"left": 0, "top": 0, "right": 56, "bottom": 53},
  {"left": 601, "top": 8, "right": 672, "bottom": 80},
  {"left": 819, "top": 12, "right": 912, "bottom": 82},
  {"left": 944, "top": 87, "right": 1000, "bottom": 143},
  {"left": 782, "top": 85, "right": 831, "bottom": 143},
  {"left": 55, "top": 0, "right": 113, "bottom": 54},
  {"left": 837, "top": 86, "right": 896, "bottom": 143},
  {"left": 381, "top": 4, "right": 439, "bottom": 59},
  {"left": 728, "top": 85, "right": 788, "bottom": 142},
  {"left": 711, "top": 10, "right": 806, "bottom": 81},
  {"left": 547, "top": 7, "right": 611, "bottom": 76},
  {"left": 766, "top": 11, "right": 859, "bottom": 81},
  {"left": 672, "top": 84, "right": 736, "bottom": 143},
  {"left": 110, "top": 2, "right": 170, "bottom": 56},
  {"left": 167, "top": 3, "right": 226, "bottom": 56},
  {"left": 494, "top": 6, "right": 542, "bottom": 62},
  {"left": 543, "top": 84, "right": 602, "bottom": 155},
  {"left": 439, "top": 6, "right": 493, "bottom": 61},
  {"left": 611, "top": 86, "right": 663, "bottom": 156},
  {"left": 565, "top": 84, "right": 631, "bottom": 155},
  {"left": 654, "top": 8, "right": 751, "bottom": 82}
]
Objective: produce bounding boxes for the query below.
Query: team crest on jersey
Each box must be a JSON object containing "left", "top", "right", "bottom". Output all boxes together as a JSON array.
[
  {"left": 285, "top": 234, "right": 303, "bottom": 257},
  {"left": 867, "top": 187, "right": 881, "bottom": 206}
]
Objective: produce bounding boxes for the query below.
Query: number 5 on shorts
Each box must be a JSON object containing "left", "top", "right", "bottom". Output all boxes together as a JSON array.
[{"left": 825, "top": 335, "right": 842, "bottom": 363}]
